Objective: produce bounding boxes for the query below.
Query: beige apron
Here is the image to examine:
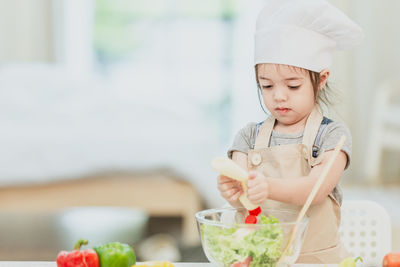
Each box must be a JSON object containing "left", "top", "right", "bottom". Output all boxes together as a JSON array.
[{"left": 247, "top": 107, "right": 349, "bottom": 264}]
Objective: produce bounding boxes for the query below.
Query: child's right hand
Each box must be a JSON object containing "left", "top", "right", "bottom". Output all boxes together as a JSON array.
[{"left": 217, "top": 175, "right": 243, "bottom": 206}]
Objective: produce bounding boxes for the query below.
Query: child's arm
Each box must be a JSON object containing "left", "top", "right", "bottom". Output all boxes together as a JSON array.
[
  {"left": 247, "top": 150, "right": 347, "bottom": 206},
  {"left": 231, "top": 151, "right": 249, "bottom": 171}
]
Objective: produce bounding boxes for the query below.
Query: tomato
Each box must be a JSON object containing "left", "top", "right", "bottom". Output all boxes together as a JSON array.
[
  {"left": 230, "top": 257, "right": 251, "bottom": 267},
  {"left": 383, "top": 252, "right": 400, "bottom": 267}
]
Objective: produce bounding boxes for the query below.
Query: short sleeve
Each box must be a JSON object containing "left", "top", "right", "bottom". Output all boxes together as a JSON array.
[
  {"left": 319, "top": 121, "right": 352, "bottom": 169},
  {"left": 227, "top": 122, "right": 257, "bottom": 158}
]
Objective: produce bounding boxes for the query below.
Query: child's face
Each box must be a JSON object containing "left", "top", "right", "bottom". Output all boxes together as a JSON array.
[{"left": 257, "top": 64, "right": 316, "bottom": 126}]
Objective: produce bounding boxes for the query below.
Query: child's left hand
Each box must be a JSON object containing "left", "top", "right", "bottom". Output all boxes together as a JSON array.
[{"left": 247, "top": 171, "right": 269, "bottom": 204}]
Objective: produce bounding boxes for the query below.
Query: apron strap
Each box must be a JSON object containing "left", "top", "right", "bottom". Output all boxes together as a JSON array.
[
  {"left": 254, "top": 115, "right": 275, "bottom": 149},
  {"left": 302, "top": 106, "right": 324, "bottom": 161}
]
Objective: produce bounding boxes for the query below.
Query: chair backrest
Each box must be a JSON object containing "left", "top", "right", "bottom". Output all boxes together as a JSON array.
[{"left": 339, "top": 200, "right": 391, "bottom": 265}]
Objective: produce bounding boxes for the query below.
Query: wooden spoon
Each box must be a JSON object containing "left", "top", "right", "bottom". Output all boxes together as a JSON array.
[{"left": 278, "top": 135, "right": 347, "bottom": 262}]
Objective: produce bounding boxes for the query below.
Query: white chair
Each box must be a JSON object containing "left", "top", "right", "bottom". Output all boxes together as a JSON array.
[
  {"left": 364, "top": 79, "right": 400, "bottom": 184},
  {"left": 339, "top": 200, "right": 391, "bottom": 265}
]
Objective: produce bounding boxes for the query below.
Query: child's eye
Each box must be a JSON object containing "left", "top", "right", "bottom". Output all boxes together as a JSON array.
[
  {"left": 288, "top": 85, "right": 300, "bottom": 90},
  {"left": 262, "top": 85, "right": 273, "bottom": 89}
]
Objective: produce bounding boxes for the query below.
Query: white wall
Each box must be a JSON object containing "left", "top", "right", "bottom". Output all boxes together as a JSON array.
[
  {"left": 0, "top": 0, "right": 53, "bottom": 62},
  {"left": 329, "top": 0, "right": 400, "bottom": 182},
  {"left": 352, "top": 0, "right": 400, "bottom": 181}
]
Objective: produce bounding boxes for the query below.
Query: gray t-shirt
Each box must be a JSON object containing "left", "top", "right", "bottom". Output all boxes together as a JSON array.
[{"left": 227, "top": 119, "right": 352, "bottom": 205}]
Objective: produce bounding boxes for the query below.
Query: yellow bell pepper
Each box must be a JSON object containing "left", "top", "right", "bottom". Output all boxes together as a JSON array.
[{"left": 338, "top": 257, "right": 363, "bottom": 267}]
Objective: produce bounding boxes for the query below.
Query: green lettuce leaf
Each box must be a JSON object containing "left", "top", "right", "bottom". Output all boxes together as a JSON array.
[{"left": 202, "top": 215, "right": 283, "bottom": 267}]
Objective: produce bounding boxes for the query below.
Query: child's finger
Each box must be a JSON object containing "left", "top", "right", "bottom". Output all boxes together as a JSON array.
[
  {"left": 222, "top": 188, "right": 239, "bottom": 199},
  {"left": 248, "top": 190, "right": 264, "bottom": 199},
  {"left": 218, "top": 182, "right": 237, "bottom": 192},
  {"left": 247, "top": 171, "right": 258, "bottom": 188},
  {"left": 248, "top": 192, "right": 266, "bottom": 204},
  {"left": 230, "top": 190, "right": 242, "bottom": 201},
  {"left": 247, "top": 178, "right": 259, "bottom": 188},
  {"left": 218, "top": 175, "right": 235, "bottom": 184},
  {"left": 248, "top": 187, "right": 265, "bottom": 198},
  {"left": 247, "top": 186, "right": 257, "bottom": 195},
  {"left": 248, "top": 171, "right": 257, "bottom": 180}
]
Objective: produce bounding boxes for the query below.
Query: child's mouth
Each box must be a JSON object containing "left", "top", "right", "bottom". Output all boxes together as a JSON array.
[{"left": 275, "top": 108, "right": 291, "bottom": 114}]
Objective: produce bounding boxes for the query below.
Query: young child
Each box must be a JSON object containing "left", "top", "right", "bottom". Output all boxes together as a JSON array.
[{"left": 217, "top": 0, "right": 363, "bottom": 264}]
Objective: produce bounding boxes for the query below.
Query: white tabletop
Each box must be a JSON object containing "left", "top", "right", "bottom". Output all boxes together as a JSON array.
[{"left": 0, "top": 262, "right": 338, "bottom": 267}]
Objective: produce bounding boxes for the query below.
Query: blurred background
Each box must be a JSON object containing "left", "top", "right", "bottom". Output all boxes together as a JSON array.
[{"left": 0, "top": 0, "right": 399, "bottom": 262}]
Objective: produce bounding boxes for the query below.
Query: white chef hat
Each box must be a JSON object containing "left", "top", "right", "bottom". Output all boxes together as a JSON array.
[{"left": 254, "top": 0, "right": 364, "bottom": 72}]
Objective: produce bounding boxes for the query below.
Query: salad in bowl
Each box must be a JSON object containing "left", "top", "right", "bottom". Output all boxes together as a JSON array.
[{"left": 195, "top": 207, "right": 309, "bottom": 267}]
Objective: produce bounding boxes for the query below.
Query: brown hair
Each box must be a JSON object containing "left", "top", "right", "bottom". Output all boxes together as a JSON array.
[{"left": 255, "top": 64, "right": 335, "bottom": 113}]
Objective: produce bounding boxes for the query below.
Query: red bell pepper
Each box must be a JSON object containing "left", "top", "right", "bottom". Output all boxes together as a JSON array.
[{"left": 56, "top": 239, "right": 99, "bottom": 267}]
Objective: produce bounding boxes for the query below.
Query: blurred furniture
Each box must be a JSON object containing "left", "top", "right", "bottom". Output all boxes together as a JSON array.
[
  {"left": 339, "top": 200, "right": 391, "bottom": 265},
  {"left": 57, "top": 207, "right": 148, "bottom": 247},
  {"left": 0, "top": 171, "right": 203, "bottom": 248},
  {"left": 0, "top": 207, "right": 147, "bottom": 260},
  {"left": 364, "top": 79, "right": 400, "bottom": 184}
]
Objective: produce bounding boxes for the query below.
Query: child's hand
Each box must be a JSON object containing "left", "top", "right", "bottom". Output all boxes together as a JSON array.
[
  {"left": 247, "top": 171, "right": 269, "bottom": 204},
  {"left": 217, "top": 175, "right": 243, "bottom": 205}
]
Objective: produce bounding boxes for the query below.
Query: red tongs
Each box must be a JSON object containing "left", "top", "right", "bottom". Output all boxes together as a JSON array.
[{"left": 211, "top": 157, "right": 261, "bottom": 224}]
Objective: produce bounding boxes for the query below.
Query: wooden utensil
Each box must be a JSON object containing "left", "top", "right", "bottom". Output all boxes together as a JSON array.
[{"left": 279, "top": 135, "right": 346, "bottom": 262}]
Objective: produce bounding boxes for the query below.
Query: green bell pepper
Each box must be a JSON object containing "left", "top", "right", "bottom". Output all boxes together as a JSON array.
[{"left": 94, "top": 242, "right": 136, "bottom": 267}]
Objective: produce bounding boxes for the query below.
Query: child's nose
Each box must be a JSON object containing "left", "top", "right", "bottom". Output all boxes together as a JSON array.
[{"left": 273, "top": 87, "right": 287, "bottom": 102}]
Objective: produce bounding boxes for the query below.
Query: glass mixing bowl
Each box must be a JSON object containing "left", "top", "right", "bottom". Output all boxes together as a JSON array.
[{"left": 195, "top": 207, "right": 309, "bottom": 267}]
